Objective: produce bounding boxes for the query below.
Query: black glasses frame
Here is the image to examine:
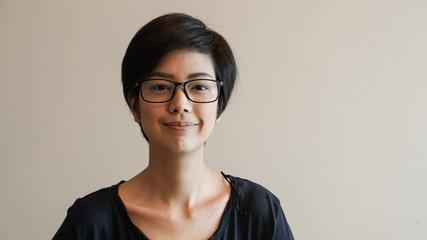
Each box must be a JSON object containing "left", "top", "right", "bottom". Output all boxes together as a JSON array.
[{"left": 136, "top": 79, "right": 223, "bottom": 103}]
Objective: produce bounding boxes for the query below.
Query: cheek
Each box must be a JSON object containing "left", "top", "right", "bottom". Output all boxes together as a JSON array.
[
  {"left": 199, "top": 104, "right": 218, "bottom": 127},
  {"left": 138, "top": 103, "right": 162, "bottom": 130}
]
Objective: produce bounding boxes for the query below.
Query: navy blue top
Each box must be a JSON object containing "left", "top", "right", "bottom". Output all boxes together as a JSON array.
[{"left": 53, "top": 173, "right": 294, "bottom": 239}]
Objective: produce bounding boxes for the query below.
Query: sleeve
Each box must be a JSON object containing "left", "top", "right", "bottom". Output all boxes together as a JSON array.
[
  {"left": 52, "top": 215, "right": 77, "bottom": 240},
  {"left": 272, "top": 205, "right": 295, "bottom": 240}
]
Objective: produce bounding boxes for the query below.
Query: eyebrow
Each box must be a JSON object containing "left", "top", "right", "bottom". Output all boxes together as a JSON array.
[
  {"left": 148, "top": 72, "right": 214, "bottom": 80},
  {"left": 147, "top": 72, "right": 174, "bottom": 79},
  {"left": 188, "top": 72, "right": 214, "bottom": 79}
]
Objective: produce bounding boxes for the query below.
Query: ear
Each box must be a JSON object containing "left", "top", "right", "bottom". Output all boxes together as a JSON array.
[{"left": 129, "top": 97, "right": 141, "bottom": 124}]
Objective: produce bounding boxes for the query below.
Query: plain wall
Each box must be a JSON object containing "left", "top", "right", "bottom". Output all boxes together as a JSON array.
[{"left": 1, "top": 0, "right": 426, "bottom": 239}]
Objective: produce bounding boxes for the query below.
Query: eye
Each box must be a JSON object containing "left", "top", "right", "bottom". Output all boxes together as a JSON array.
[
  {"left": 151, "top": 84, "right": 170, "bottom": 91},
  {"left": 192, "top": 84, "right": 209, "bottom": 91},
  {"left": 188, "top": 80, "right": 217, "bottom": 92}
]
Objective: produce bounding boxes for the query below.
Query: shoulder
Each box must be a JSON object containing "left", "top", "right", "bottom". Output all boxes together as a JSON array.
[
  {"left": 53, "top": 182, "right": 131, "bottom": 240},
  {"left": 66, "top": 182, "right": 123, "bottom": 225},
  {"left": 229, "top": 175, "right": 280, "bottom": 201},
  {"left": 226, "top": 174, "right": 282, "bottom": 216},
  {"left": 220, "top": 173, "right": 295, "bottom": 239}
]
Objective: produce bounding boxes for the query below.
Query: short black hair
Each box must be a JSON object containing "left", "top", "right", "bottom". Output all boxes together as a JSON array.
[{"left": 121, "top": 13, "right": 237, "bottom": 139}]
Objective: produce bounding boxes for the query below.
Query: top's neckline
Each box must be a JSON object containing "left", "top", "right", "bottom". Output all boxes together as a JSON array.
[{"left": 110, "top": 174, "right": 237, "bottom": 239}]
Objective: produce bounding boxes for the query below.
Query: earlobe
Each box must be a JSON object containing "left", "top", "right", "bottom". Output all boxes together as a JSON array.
[
  {"left": 132, "top": 112, "right": 141, "bottom": 123},
  {"left": 129, "top": 97, "right": 141, "bottom": 123}
]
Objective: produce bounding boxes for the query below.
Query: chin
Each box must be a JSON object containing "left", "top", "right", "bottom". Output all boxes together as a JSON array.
[
  {"left": 150, "top": 136, "right": 200, "bottom": 153},
  {"left": 170, "top": 141, "right": 204, "bottom": 154}
]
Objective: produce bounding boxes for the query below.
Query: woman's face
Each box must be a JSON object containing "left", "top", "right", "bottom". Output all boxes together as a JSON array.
[{"left": 132, "top": 49, "right": 218, "bottom": 154}]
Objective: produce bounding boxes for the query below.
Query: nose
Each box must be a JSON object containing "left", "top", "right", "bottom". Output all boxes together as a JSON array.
[{"left": 168, "top": 86, "right": 192, "bottom": 113}]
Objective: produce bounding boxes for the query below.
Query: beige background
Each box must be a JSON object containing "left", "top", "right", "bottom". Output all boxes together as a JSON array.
[{"left": 1, "top": 0, "right": 426, "bottom": 239}]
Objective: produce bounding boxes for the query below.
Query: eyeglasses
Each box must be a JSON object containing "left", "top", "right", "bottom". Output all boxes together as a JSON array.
[{"left": 137, "top": 79, "right": 223, "bottom": 103}]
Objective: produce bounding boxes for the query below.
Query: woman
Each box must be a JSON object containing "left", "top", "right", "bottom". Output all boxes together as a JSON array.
[{"left": 53, "top": 13, "right": 294, "bottom": 240}]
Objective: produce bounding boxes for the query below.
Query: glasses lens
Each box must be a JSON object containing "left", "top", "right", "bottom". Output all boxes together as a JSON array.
[
  {"left": 186, "top": 80, "right": 220, "bottom": 102},
  {"left": 140, "top": 80, "right": 174, "bottom": 102},
  {"left": 140, "top": 79, "right": 221, "bottom": 103}
]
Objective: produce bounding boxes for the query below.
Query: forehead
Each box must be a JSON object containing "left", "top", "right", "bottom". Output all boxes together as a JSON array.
[{"left": 151, "top": 49, "right": 215, "bottom": 80}]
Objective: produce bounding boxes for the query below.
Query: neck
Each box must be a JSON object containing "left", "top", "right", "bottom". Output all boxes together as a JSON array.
[{"left": 140, "top": 144, "right": 212, "bottom": 206}]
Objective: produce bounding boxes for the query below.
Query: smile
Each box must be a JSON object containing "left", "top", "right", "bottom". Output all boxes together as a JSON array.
[{"left": 163, "top": 122, "right": 198, "bottom": 131}]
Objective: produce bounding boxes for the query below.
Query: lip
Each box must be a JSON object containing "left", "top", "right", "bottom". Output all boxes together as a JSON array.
[{"left": 163, "top": 121, "right": 198, "bottom": 131}]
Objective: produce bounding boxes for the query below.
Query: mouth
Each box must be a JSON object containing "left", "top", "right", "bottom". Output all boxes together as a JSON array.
[{"left": 163, "top": 121, "right": 198, "bottom": 131}]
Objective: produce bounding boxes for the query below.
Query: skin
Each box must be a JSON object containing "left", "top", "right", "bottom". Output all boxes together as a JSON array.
[{"left": 119, "top": 49, "right": 231, "bottom": 240}]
